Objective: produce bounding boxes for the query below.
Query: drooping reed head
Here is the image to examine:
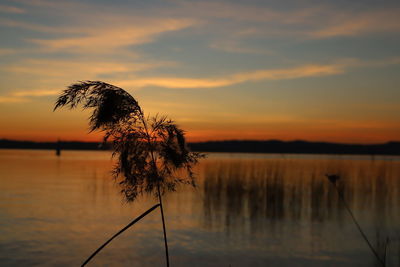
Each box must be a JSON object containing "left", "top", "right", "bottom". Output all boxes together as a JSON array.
[
  {"left": 54, "top": 80, "right": 204, "bottom": 202},
  {"left": 54, "top": 81, "right": 141, "bottom": 132},
  {"left": 325, "top": 173, "right": 340, "bottom": 185}
]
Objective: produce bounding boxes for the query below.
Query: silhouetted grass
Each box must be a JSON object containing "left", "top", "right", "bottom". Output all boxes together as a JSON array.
[{"left": 55, "top": 81, "right": 203, "bottom": 266}]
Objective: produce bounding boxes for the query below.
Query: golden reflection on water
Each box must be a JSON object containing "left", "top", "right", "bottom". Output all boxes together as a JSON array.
[
  {"left": 0, "top": 150, "right": 400, "bottom": 266},
  {"left": 201, "top": 157, "right": 400, "bottom": 229}
]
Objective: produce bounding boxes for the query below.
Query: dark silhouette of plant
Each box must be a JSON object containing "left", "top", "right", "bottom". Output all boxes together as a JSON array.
[
  {"left": 325, "top": 174, "right": 386, "bottom": 266},
  {"left": 81, "top": 203, "right": 160, "bottom": 266},
  {"left": 54, "top": 81, "right": 204, "bottom": 266}
]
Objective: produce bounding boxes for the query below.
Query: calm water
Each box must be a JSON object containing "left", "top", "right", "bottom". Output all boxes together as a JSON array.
[{"left": 0, "top": 149, "right": 400, "bottom": 266}]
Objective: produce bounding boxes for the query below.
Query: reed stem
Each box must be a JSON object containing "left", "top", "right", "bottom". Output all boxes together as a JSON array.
[
  {"left": 332, "top": 184, "right": 385, "bottom": 267},
  {"left": 81, "top": 203, "right": 160, "bottom": 267},
  {"left": 157, "top": 184, "right": 170, "bottom": 267}
]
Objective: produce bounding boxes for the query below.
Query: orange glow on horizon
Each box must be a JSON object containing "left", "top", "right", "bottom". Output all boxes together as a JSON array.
[{"left": 2, "top": 126, "right": 399, "bottom": 145}]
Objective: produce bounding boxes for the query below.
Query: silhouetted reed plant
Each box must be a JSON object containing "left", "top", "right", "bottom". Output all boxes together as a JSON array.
[{"left": 54, "top": 81, "right": 203, "bottom": 266}]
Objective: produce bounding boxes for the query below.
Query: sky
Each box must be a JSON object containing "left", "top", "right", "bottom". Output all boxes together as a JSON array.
[{"left": 0, "top": 0, "right": 399, "bottom": 143}]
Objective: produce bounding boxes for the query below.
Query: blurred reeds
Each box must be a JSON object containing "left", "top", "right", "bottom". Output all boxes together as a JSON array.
[{"left": 200, "top": 156, "right": 400, "bottom": 265}]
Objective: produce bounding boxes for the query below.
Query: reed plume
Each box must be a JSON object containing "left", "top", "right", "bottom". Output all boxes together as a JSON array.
[{"left": 55, "top": 81, "right": 203, "bottom": 266}]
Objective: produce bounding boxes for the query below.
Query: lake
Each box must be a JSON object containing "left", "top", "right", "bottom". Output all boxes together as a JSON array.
[{"left": 0, "top": 149, "right": 399, "bottom": 266}]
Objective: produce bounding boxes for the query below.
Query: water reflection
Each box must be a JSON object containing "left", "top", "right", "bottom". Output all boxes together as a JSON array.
[
  {"left": 1, "top": 150, "right": 400, "bottom": 266},
  {"left": 201, "top": 157, "right": 400, "bottom": 239}
]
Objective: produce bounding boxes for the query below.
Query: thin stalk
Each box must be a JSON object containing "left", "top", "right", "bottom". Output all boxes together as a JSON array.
[
  {"left": 139, "top": 112, "right": 170, "bottom": 267},
  {"left": 383, "top": 238, "right": 388, "bottom": 267},
  {"left": 81, "top": 203, "right": 160, "bottom": 267},
  {"left": 333, "top": 184, "right": 385, "bottom": 267},
  {"left": 157, "top": 184, "right": 170, "bottom": 267}
]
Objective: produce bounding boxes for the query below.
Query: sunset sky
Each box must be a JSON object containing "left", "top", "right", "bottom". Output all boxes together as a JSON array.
[{"left": 0, "top": 0, "right": 399, "bottom": 143}]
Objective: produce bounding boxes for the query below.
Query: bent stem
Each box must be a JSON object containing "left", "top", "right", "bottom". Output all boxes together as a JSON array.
[
  {"left": 331, "top": 183, "right": 386, "bottom": 267},
  {"left": 81, "top": 203, "right": 160, "bottom": 267},
  {"left": 157, "top": 184, "right": 170, "bottom": 267}
]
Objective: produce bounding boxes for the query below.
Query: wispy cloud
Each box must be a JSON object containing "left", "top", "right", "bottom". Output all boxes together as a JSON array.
[
  {"left": 175, "top": 1, "right": 323, "bottom": 24},
  {"left": 10, "top": 0, "right": 93, "bottom": 12},
  {"left": 0, "top": 57, "right": 177, "bottom": 100},
  {"left": 3, "top": 1, "right": 399, "bottom": 60},
  {"left": 25, "top": 18, "right": 195, "bottom": 53},
  {"left": 11, "top": 89, "right": 59, "bottom": 97},
  {"left": 2, "top": 89, "right": 75, "bottom": 101},
  {"left": 0, "top": 48, "right": 20, "bottom": 56},
  {"left": 0, "top": 60, "right": 348, "bottom": 102},
  {"left": 188, "top": 3, "right": 400, "bottom": 40},
  {"left": 3, "top": 57, "right": 395, "bottom": 102},
  {"left": 4, "top": 58, "right": 175, "bottom": 79},
  {"left": 1, "top": 4, "right": 196, "bottom": 54},
  {"left": 209, "top": 40, "right": 274, "bottom": 55},
  {"left": 115, "top": 62, "right": 348, "bottom": 89},
  {"left": 0, "top": 4, "right": 25, "bottom": 14},
  {"left": 309, "top": 8, "right": 400, "bottom": 38},
  {"left": 115, "top": 56, "right": 400, "bottom": 89},
  {"left": 0, "top": 96, "right": 29, "bottom": 103},
  {"left": 0, "top": 18, "right": 71, "bottom": 33}
]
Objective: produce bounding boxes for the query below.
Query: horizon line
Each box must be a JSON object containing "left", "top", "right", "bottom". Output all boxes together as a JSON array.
[{"left": 1, "top": 138, "right": 399, "bottom": 146}]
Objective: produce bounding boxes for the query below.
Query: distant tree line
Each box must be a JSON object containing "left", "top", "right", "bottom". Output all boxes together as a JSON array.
[
  {"left": 0, "top": 139, "right": 107, "bottom": 150},
  {"left": 189, "top": 140, "right": 400, "bottom": 155},
  {"left": 1, "top": 139, "right": 399, "bottom": 155}
]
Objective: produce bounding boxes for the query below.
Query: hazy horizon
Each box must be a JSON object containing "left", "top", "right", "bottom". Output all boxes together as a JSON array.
[{"left": 1, "top": 136, "right": 400, "bottom": 145}]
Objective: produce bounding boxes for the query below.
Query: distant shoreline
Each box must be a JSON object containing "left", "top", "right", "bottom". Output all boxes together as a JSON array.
[{"left": 1, "top": 139, "right": 399, "bottom": 155}]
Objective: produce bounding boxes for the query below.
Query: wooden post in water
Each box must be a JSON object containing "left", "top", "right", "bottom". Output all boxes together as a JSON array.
[{"left": 56, "top": 139, "right": 61, "bottom": 156}]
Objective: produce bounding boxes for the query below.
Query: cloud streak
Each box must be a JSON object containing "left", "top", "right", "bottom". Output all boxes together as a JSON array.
[
  {"left": 113, "top": 57, "right": 400, "bottom": 89},
  {"left": 0, "top": 96, "right": 29, "bottom": 103},
  {"left": 0, "top": 48, "right": 20, "bottom": 56},
  {"left": 11, "top": 89, "right": 59, "bottom": 97},
  {"left": 0, "top": 4, "right": 25, "bottom": 14},
  {"left": 115, "top": 62, "right": 348, "bottom": 89},
  {"left": 27, "top": 18, "right": 195, "bottom": 53},
  {"left": 209, "top": 40, "right": 274, "bottom": 55},
  {"left": 2, "top": 56, "right": 399, "bottom": 103},
  {"left": 192, "top": 3, "right": 400, "bottom": 40},
  {"left": 4, "top": 59, "right": 167, "bottom": 76},
  {"left": 309, "top": 8, "right": 400, "bottom": 38},
  {"left": 0, "top": 61, "right": 347, "bottom": 102},
  {"left": 0, "top": 18, "right": 70, "bottom": 33}
]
